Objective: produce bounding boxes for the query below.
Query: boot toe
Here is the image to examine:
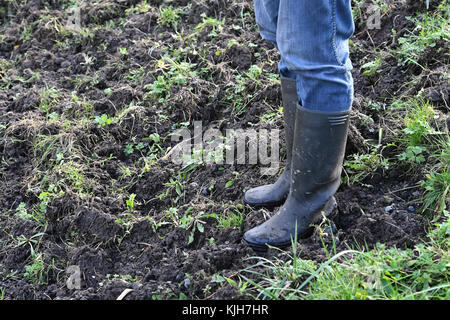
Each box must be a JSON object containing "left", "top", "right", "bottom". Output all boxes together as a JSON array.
[
  {"left": 244, "top": 185, "right": 270, "bottom": 204},
  {"left": 243, "top": 221, "right": 293, "bottom": 250},
  {"left": 243, "top": 227, "right": 271, "bottom": 250}
]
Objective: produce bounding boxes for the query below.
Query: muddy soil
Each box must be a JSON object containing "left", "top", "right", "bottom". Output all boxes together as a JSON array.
[{"left": 0, "top": 0, "right": 446, "bottom": 300}]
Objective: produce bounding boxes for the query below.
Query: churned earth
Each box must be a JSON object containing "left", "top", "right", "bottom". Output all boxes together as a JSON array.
[{"left": 0, "top": 0, "right": 448, "bottom": 299}]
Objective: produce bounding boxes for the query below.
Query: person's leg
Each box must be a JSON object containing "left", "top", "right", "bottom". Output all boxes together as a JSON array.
[
  {"left": 253, "top": 0, "right": 279, "bottom": 46},
  {"left": 276, "top": 0, "right": 354, "bottom": 112},
  {"left": 254, "top": 0, "right": 354, "bottom": 109},
  {"left": 253, "top": 0, "right": 296, "bottom": 79},
  {"left": 245, "top": 0, "right": 298, "bottom": 207},
  {"left": 244, "top": 0, "right": 354, "bottom": 250}
]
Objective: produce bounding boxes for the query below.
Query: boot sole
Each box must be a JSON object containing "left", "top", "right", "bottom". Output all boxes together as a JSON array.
[{"left": 243, "top": 197, "right": 337, "bottom": 252}]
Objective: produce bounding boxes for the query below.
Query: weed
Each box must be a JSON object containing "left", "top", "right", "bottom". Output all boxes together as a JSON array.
[
  {"left": 186, "top": 219, "right": 205, "bottom": 245},
  {"left": 125, "top": 0, "right": 152, "bottom": 15},
  {"left": 260, "top": 107, "right": 283, "bottom": 124},
  {"left": 20, "top": 23, "right": 33, "bottom": 42},
  {"left": 225, "top": 180, "right": 234, "bottom": 189},
  {"left": 401, "top": 99, "right": 437, "bottom": 147},
  {"left": 195, "top": 13, "right": 224, "bottom": 38},
  {"left": 124, "top": 143, "right": 134, "bottom": 156},
  {"left": 398, "top": 145, "right": 427, "bottom": 164},
  {"left": 439, "top": 137, "right": 450, "bottom": 165},
  {"left": 53, "top": 161, "right": 90, "bottom": 196},
  {"left": 223, "top": 64, "right": 278, "bottom": 116},
  {"left": 212, "top": 274, "right": 249, "bottom": 296},
  {"left": 145, "top": 215, "right": 171, "bottom": 233},
  {"left": 343, "top": 148, "right": 390, "bottom": 186},
  {"left": 216, "top": 204, "right": 245, "bottom": 229},
  {"left": 126, "top": 66, "right": 146, "bottom": 85},
  {"left": 208, "top": 237, "right": 217, "bottom": 247},
  {"left": 94, "top": 114, "right": 114, "bottom": 128},
  {"left": 15, "top": 201, "right": 44, "bottom": 226},
  {"left": 164, "top": 206, "right": 180, "bottom": 225},
  {"left": 119, "top": 47, "right": 128, "bottom": 56},
  {"left": 16, "top": 233, "right": 40, "bottom": 248},
  {"left": 421, "top": 169, "right": 450, "bottom": 215},
  {"left": 15, "top": 202, "right": 29, "bottom": 219},
  {"left": 106, "top": 273, "right": 139, "bottom": 283},
  {"left": 158, "top": 5, "right": 183, "bottom": 31},
  {"left": 16, "top": 232, "right": 46, "bottom": 281},
  {"left": 144, "top": 51, "right": 198, "bottom": 106},
  {"left": 165, "top": 207, "right": 213, "bottom": 244},
  {"left": 115, "top": 212, "right": 135, "bottom": 246},
  {"left": 146, "top": 75, "right": 171, "bottom": 103},
  {"left": 361, "top": 56, "right": 384, "bottom": 78},
  {"left": 396, "top": 3, "right": 449, "bottom": 67},
  {"left": 158, "top": 167, "right": 197, "bottom": 203},
  {"left": 38, "top": 87, "right": 62, "bottom": 118},
  {"left": 126, "top": 193, "right": 136, "bottom": 212},
  {"left": 37, "top": 186, "right": 61, "bottom": 216},
  {"left": 24, "top": 252, "right": 47, "bottom": 285}
]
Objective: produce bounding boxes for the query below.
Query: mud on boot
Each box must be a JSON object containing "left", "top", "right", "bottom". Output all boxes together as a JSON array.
[
  {"left": 244, "top": 106, "right": 350, "bottom": 251},
  {"left": 244, "top": 76, "right": 298, "bottom": 207}
]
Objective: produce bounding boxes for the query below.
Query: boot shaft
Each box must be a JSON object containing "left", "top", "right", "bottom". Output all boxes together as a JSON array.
[
  {"left": 290, "top": 106, "right": 350, "bottom": 203},
  {"left": 280, "top": 76, "right": 298, "bottom": 166}
]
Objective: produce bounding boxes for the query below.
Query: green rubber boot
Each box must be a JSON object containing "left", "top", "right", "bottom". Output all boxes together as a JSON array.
[
  {"left": 244, "top": 76, "right": 297, "bottom": 207},
  {"left": 243, "top": 105, "right": 350, "bottom": 251}
]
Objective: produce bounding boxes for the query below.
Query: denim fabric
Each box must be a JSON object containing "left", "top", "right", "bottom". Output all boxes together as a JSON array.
[{"left": 254, "top": 0, "right": 355, "bottom": 112}]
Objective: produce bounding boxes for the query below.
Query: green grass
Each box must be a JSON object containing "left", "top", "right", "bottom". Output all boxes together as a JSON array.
[
  {"left": 421, "top": 135, "right": 450, "bottom": 215},
  {"left": 401, "top": 99, "right": 437, "bottom": 147},
  {"left": 238, "top": 216, "right": 450, "bottom": 300},
  {"left": 391, "top": 98, "right": 450, "bottom": 215},
  {"left": 216, "top": 205, "right": 246, "bottom": 230},
  {"left": 422, "top": 170, "right": 450, "bottom": 215}
]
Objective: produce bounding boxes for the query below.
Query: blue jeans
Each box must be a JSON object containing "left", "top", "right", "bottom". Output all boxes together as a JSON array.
[{"left": 254, "top": 0, "right": 355, "bottom": 112}]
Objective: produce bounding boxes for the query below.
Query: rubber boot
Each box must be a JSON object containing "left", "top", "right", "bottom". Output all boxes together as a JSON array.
[
  {"left": 244, "top": 76, "right": 297, "bottom": 207},
  {"left": 243, "top": 105, "right": 350, "bottom": 251}
]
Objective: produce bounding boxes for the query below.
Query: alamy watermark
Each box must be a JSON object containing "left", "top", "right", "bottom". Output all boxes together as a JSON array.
[
  {"left": 168, "top": 122, "right": 281, "bottom": 176},
  {"left": 66, "top": 265, "right": 81, "bottom": 290},
  {"left": 366, "top": 4, "right": 381, "bottom": 30},
  {"left": 65, "top": 5, "right": 82, "bottom": 32}
]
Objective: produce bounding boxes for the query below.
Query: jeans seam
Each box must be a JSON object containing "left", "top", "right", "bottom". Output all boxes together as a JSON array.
[{"left": 330, "top": 0, "right": 345, "bottom": 67}]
